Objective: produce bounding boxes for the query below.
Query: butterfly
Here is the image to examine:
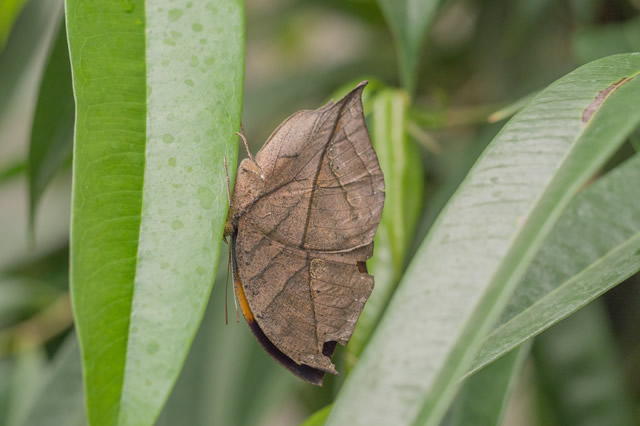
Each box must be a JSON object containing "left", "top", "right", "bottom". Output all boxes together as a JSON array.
[{"left": 224, "top": 81, "right": 385, "bottom": 385}]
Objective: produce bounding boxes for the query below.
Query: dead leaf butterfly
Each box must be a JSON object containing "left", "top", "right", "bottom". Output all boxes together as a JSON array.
[{"left": 224, "top": 81, "right": 385, "bottom": 385}]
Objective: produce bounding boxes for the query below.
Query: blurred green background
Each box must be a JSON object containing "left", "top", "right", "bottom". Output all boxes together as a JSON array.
[{"left": 1, "top": 0, "right": 639, "bottom": 425}]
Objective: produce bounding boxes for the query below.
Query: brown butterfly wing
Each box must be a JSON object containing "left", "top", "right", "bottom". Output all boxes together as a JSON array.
[
  {"left": 234, "top": 222, "right": 375, "bottom": 374},
  {"left": 248, "top": 82, "right": 385, "bottom": 251},
  {"left": 230, "top": 233, "right": 328, "bottom": 385},
  {"left": 233, "top": 82, "right": 384, "bottom": 378}
]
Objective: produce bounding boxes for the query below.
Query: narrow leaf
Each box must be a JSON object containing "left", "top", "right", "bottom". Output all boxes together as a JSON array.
[
  {"left": 0, "top": 358, "right": 13, "bottom": 426},
  {"left": 470, "top": 153, "right": 640, "bottom": 374},
  {"left": 66, "top": 1, "right": 244, "bottom": 425},
  {"left": 301, "top": 404, "right": 333, "bottom": 426},
  {"left": 0, "top": 0, "right": 28, "bottom": 50},
  {"left": 27, "top": 16, "right": 74, "bottom": 233},
  {"left": 472, "top": 231, "right": 640, "bottom": 377},
  {"left": 5, "top": 349, "right": 46, "bottom": 426},
  {"left": 487, "top": 91, "right": 539, "bottom": 123},
  {"left": 0, "top": 162, "right": 25, "bottom": 185},
  {"left": 346, "top": 88, "right": 424, "bottom": 364},
  {"left": 18, "top": 333, "right": 86, "bottom": 426},
  {"left": 327, "top": 54, "right": 640, "bottom": 426},
  {"left": 0, "top": 0, "right": 63, "bottom": 126},
  {"left": 446, "top": 345, "right": 530, "bottom": 426},
  {"left": 534, "top": 301, "right": 638, "bottom": 425},
  {"left": 376, "top": 0, "right": 442, "bottom": 96},
  {"left": 0, "top": 276, "right": 59, "bottom": 329}
]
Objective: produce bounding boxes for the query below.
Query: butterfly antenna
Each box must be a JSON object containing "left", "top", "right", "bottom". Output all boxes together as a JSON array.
[{"left": 235, "top": 130, "right": 255, "bottom": 163}]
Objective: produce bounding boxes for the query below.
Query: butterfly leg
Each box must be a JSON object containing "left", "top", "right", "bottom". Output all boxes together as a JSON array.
[{"left": 223, "top": 156, "right": 232, "bottom": 208}]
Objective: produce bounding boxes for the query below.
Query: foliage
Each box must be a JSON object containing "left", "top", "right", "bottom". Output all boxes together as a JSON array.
[{"left": 1, "top": 0, "right": 639, "bottom": 425}]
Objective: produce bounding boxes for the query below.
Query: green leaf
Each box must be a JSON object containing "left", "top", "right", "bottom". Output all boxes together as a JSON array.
[
  {"left": 0, "top": 162, "right": 25, "bottom": 185},
  {"left": 0, "top": 276, "right": 59, "bottom": 329},
  {"left": 346, "top": 88, "right": 424, "bottom": 364},
  {"left": 376, "top": 0, "right": 442, "bottom": 97},
  {"left": 18, "top": 333, "right": 86, "bottom": 426},
  {"left": 5, "top": 349, "right": 46, "bottom": 426},
  {"left": 27, "top": 16, "right": 74, "bottom": 234},
  {"left": 0, "top": 358, "right": 13, "bottom": 426},
  {"left": 66, "top": 1, "right": 244, "bottom": 425},
  {"left": 0, "top": 0, "right": 28, "bottom": 50},
  {"left": 446, "top": 345, "right": 530, "bottom": 426},
  {"left": 326, "top": 54, "right": 640, "bottom": 426},
  {"left": 0, "top": 0, "right": 63, "bottom": 125},
  {"left": 3, "top": 245, "right": 69, "bottom": 292},
  {"left": 487, "top": 91, "right": 539, "bottom": 124},
  {"left": 301, "top": 404, "right": 333, "bottom": 426},
  {"left": 534, "top": 301, "right": 638, "bottom": 425},
  {"left": 470, "top": 152, "right": 640, "bottom": 375}
]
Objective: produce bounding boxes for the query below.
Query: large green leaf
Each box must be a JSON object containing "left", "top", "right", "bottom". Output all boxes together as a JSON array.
[
  {"left": 534, "top": 301, "right": 638, "bottom": 425},
  {"left": 66, "top": 1, "right": 244, "bottom": 425},
  {"left": 346, "top": 88, "right": 424, "bottom": 364},
  {"left": 27, "top": 16, "right": 73, "bottom": 233},
  {"left": 470, "top": 152, "right": 640, "bottom": 375},
  {"left": 376, "top": 0, "right": 442, "bottom": 97},
  {"left": 326, "top": 54, "right": 640, "bottom": 426}
]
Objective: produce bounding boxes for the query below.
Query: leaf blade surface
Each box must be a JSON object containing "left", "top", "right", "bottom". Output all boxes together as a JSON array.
[
  {"left": 327, "top": 53, "right": 640, "bottom": 426},
  {"left": 66, "top": 1, "right": 244, "bottom": 424}
]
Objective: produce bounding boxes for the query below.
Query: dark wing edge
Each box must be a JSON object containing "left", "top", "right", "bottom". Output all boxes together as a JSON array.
[{"left": 230, "top": 233, "right": 334, "bottom": 386}]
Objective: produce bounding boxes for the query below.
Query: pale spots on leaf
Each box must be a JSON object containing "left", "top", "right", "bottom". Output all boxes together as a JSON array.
[
  {"left": 146, "top": 340, "right": 160, "bottom": 355},
  {"left": 168, "top": 8, "right": 183, "bottom": 22},
  {"left": 198, "top": 186, "right": 214, "bottom": 209}
]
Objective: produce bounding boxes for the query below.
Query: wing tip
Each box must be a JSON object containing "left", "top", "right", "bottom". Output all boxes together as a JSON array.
[
  {"left": 355, "top": 79, "right": 369, "bottom": 89},
  {"left": 348, "top": 80, "right": 368, "bottom": 98}
]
